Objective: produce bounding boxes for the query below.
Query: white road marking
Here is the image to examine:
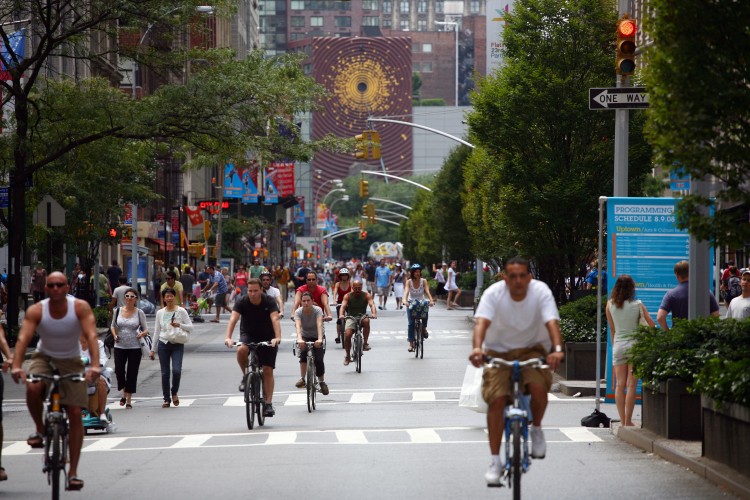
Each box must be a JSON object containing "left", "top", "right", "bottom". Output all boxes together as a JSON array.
[
  {"left": 335, "top": 430, "right": 368, "bottom": 444},
  {"left": 223, "top": 396, "right": 245, "bottom": 407},
  {"left": 407, "top": 428, "right": 442, "bottom": 443},
  {"left": 412, "top": 391, "right": 436, "bottom": 401},
  {"left": 558, "top": 427, "right": 602, "bottom": 442},
  {"left": 171, "top": 434, "right": 213, "bottom": 448},
  {"left": 285, "top": 394, "right": 307, "bottom": 406},
  {"left": 266, "top": 432, "right": 297, "bottom": 445},
  {"left": 349, "top": 392, "right": 374, "bottom": 404},
  {"left": 3, "top": 441, "right": 31, "bottom": 456},
  {"left": 84, "top": 437, "right": 127, "bottom": 451}
]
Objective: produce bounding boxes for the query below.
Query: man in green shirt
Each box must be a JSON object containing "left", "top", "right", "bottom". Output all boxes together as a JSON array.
[
  {"left": 248, "top": 259, "right": 266, "bottom": 279},
  {"left": 338, "top": 280, "right": 377, "bottom": 366},
  {"left": 90, "top": 271, "right": 111, "bottom": 307}
]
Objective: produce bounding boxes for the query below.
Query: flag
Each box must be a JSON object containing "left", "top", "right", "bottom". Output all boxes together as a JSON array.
[
  {"left": 184, "top": 205, "right": 204, "bottom": 226},
  {"left": 1, "top": 29, "right": 26, "bottom": 72}
]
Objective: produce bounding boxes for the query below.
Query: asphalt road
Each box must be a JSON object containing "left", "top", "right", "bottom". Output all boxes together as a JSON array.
[{"left": 0, "top": 299, "right": 733, "bottom": 499}]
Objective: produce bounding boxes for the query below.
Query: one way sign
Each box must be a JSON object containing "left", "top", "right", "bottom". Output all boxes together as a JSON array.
[{"left": 589, "top": 87, "right": 649, "bottom": 110}]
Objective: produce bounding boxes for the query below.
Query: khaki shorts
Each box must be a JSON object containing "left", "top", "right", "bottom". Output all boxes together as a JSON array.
[
  {"left": 345, "top": 316, "right": 368, "bottom": 332},
  {"left": 482, "top": 344, "right": 552, "bottom": 405},
  {"left": 28, "top": 353, "right": 88, "bottom": 409}
]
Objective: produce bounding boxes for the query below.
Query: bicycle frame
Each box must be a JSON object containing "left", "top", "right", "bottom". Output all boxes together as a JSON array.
[
  {"left": 343, "top": 315, "right": 368, "bottom": 373},
  {"left": 295, "top": 340, "right": 321, "bottom": 413},
  {"left": 235, "top": 341, "right": 272, "bottom": 430}
]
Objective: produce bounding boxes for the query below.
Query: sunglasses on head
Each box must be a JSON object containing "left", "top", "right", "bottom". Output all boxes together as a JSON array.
[{"left": 46, "top": 282, "right": 66, "bottom": 288}]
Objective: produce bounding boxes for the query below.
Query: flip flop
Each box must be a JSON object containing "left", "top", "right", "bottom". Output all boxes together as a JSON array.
[
  {"left": 66, "top": 476, "right": 84, "bottom": 491},
  {"left": 125, "top": 403, "right": 132, "bottom": 409},
  {"left": 408, "top": 347, "right": 414, "bottom": 352},
  {"left": 26, "top": 432, "right": 44, "bottom": 448},
  {"left": 119, "top": 397, "right": 126, "bottom": 406}
]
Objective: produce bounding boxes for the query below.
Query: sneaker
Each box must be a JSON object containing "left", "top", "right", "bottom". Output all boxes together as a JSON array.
[
  {"left": 263, "top": 404, "right": 275, "bottom": 417},
  {"left": 383, "top": 304, "right": 387, "bottom": 310},
  {"left": 363, "top": 344, "right": 371, "bottom": 351},
  {"left": 422, "top": 329, "right": 429, "bottom": 339},
  {"left": 238, "top": 379, "right": 246, "bottom": 392},
  {"left": 295, "top": 378, "right": 305, "bottom": 388},
  {"left": 319, "top": 382, "right": 329, "bottom": 395},
  {"left": 531, "top": 426, "right": 546, "bottom": 459},
  {"left": 99, "top": 414, "right": 109, "bottom": 424},
  {"left": 485, "top": 462, "right": 503, "bottom": 486}
]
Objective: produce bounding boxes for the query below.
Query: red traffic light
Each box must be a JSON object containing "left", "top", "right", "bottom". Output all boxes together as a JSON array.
[
  {"left": 109, "top": 228, "right": 118, "bottom": 238},
  {"left": 617, "top": 19, "right": 636, "bottom": 37}
]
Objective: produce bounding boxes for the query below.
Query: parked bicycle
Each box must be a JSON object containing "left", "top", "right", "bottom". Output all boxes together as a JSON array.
[
  {"left": 234, "top": 341, "right": 273, "bottom": 430},
  {"left": 343, "top": 314, "right": 369, "bottom": 373},
  {"left": 293, "top": 340, "right": 326, "bottom": 412},
  {"left": 483, "top": 356, "right": 548, "bottom": 499},
  {"left": 27, "top": 371, "right": 86, "bottom": 500}
]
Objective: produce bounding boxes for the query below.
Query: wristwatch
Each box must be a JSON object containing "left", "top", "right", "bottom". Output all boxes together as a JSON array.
[{"left": 554, "top": 345, "right": 564, "bottom": 353}]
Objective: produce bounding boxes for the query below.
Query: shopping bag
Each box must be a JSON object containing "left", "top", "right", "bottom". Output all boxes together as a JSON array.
[
  {"left": 458, "top": 364, "right": 487, "bottom": 414},
  {"left": 139, "top": 333, "right": 153, "bottom": 358}
]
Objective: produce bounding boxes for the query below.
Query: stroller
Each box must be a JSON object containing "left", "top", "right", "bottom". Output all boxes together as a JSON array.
[
  {"left": 81, "top": 356, "right": 114, "bottom": 434},
  {"left": 188, "top": 293, "right": 209, "bottom": 323}
]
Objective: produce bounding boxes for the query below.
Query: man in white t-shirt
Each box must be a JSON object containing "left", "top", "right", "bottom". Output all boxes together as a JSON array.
[
  {"left": 725, "top": 269, "right": 750, "bottom": 319},
  {"left": 260, "top": 272, "right": 284, "bottom": 318},
  {"left": 469, "top": 257, "right": 564, "bottom": 486}
]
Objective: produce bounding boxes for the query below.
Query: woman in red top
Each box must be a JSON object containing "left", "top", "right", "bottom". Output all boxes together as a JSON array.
[{"left": 234, "top": 266, "right": 249, "bottom": 297}]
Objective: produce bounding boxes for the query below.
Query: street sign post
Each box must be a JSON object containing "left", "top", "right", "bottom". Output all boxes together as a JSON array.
[{"left": 589, "top": 87, "right": 648, "bottom": 110}]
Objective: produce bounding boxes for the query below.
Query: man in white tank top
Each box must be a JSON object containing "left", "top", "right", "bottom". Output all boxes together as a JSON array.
[{"left": 11, "top": 271, "right": 100, "bottom": 491}]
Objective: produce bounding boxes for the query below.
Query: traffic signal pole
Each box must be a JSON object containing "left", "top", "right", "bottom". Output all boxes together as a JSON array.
[{"left": 614, "top": 1, "right": 633, "bottom": 197}]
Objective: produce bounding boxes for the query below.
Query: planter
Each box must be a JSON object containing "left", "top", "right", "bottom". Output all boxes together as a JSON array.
[
  {"left": 642, "top": 378, "right": 701, "bottom": 440},
  {"left": 702, "top": 397, "right": 750, "bottom": 477},
  {"left": 454, "top": 292, "right": 476, "bottom": 308},
  {"left": 554, "top": 342, "right": 607, "bottom": 380}
]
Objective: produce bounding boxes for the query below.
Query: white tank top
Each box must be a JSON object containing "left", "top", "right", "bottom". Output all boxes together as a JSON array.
[
  {"left": 408, "top": 278, "right": 426, "bottom": 300},
  {"left": 36, "top": 296, "right": 82, "bottom": 358}
]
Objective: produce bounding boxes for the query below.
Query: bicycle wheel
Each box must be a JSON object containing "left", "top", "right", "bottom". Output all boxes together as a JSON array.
[
  {"left": 511, "top": 420, "right": 522, "bottom": 500},
  {"left": 414, "top": 319, "right": 421, "bottom": 359},
  {"left": 355, "top": 334, "right": 362, "bottom": 373},
  {"left": 338, "top": 320, "right": 345, "bottom": 348},
  {"left": 50, "top": 423, "right": 62, "bottom": 500},
  {"left": 245, "top": 372, "right": 255, "bottom": 430},
  {"left": 306, "top": 360, "right": 315, "bottom": 413},
  {"left": 256, "top": 372, "right": 266, "bottom": 426},
  {"left": 419, "top": 322, "right": 424, "bottom": 359}
]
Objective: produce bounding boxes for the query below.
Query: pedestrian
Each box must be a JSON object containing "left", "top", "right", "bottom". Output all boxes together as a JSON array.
[
  {"left": 365, "top": 259, "right": 377, "bottom": 295},
  {"left": 204, "top": 265, "right": 229, "bottom": 323},
  {"left": 179, "top": 266, "right": 195, "bottom": 304},
  {"left": 375, "top": 259, "right": 392, "bottom": 310},
  {"left": 111, "top": 288, "right": 149, "bottom": 409},
  {"left": 150, "top": 287, "right": 193, "bottom": 408},
  {"left": 605, "top": 275, "right": 655, "bottom": 427},
  {"left": 656, "top": 260, "right": 720, "bottom": 330},
  {"left": 234, "top": 265, "right": 248, "bottom": 297},
  {"left": 248, "top": 259, "right": 266, "bottom": 279},
  {"left": 91, "top": 269, "right": 111, "bottom": 307},
  {"left": 0, "top": 324, "right": 14, "bottom": 481},
  {"left": 109, "top": 276, "right": 130, "bottom": 311},
  {"left": 106, "top": 260, "right": 122, "bottom": 293},
  {"left": 294, "top": 291, "right": 329, "bottom": 395},
  {"left": 721, "top": 265, "right": 741, "bottom": 307},
  {"left": 224, "top": 278, "right": 282, "bottom": 418},
  {"left": 260, "top": 272, "right": 284, "bottom": 317},
  {"left": 31, "top": 261, "right": 47, "bottom": 303},
  {"left": 445, "top": 260, "right": 462, "bottom": 309},
  {"left": 725, "top": 269, "right": 750, "bottom": 319},
  {"left": 392, "top": 263, "right": 406, "bottom": 309},
  {"left": 434, "top": 263, "right": 447, "bottom": 299},
  {"left": 275, "top": 263, "right": 291, "bottom": 304},
  {"left": 152, "top": 260, "right": 166, "bottom": 303},
  {"left": 294, "top": 260, "right": 312, "bottom": 290},
  {"left": 468, "top": 257, "right": 564, "bottom": 486},
  {"left": 11, "top": 272, "right": 101, "bottom": 491},
  {"left": 160, "top": 271, "right": 184, "bottom": 308},
  {"left": 403, "top": 264, "right": 434, "bottom": 352}
]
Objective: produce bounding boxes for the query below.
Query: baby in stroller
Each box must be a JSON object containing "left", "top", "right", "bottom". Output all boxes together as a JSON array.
[
  {"left": 79, "top": 335, "right": 114, "bottom": 431},
  {"left": 188, "top": 293, "right": 208, "bottom": 323}
]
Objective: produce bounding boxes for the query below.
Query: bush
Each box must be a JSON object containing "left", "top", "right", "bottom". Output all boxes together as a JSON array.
[
  {"left": 92, "top": 306, "right": 110, "bottom": 328},
  {"left": 558, "top": 294, "right": 606, "bottom": 342}
]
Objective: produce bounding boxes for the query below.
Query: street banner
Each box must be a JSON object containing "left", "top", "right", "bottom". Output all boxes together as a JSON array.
[
  {"left": 316, "top": 203, "right": 328, "bottom": 230},
  {"left": 0, "top": 28, "right": 26, "bottom": 72},
  {"left": 156, "top": 213, "right": 165, "bottom": 239},
  {"left": 486, "top": 0, "right": 514, "bottom": 76},
  {"left": 184, "top": 205, "right": 204, "bottom": 226},
  {"left": 224, "top": 163, "right": 243, "bottom": 198},
  {"left": 294, "top": 197, "right": 305, "bottom": 225},
  {"left": 241, "top": 166, "right": 259, "bottom": 204},
  {"left": 264, "top": 175, "right": 279, "bottom": 205},
  {"left": 267, "top": 162, "right": 295, "bottom": 197}
]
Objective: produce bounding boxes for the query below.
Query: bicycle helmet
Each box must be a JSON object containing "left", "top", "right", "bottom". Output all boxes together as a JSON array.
[
  {"left": 410, "top": 263, "right": 422, "bottom": 270},
  {"left": 338, "top": 267, "right": 350, "bottom": 275},
  {"left": 259, "top": 271, "right": 272, "bottom": 278}
]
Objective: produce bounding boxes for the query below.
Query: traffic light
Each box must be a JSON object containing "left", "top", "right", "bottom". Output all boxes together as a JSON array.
[
  {"left": 359, "top": 229, "right": 368, "bottom": 239},
  {"left": 108, "top": 227, "right": 119, "bottom": 239},
  {"left": 369, "top": 131, "right": 381, "bottom": 160},
  {"left": 188, "top": 243, "right": 205, "bottom": 257},
  {"left": 359, "top": 179, "right": 369, "bottom": 198},
  {"left": 616, "top": 15, "right": 637, "bottom": 75},
  {"left": 358, "top": 219, "right": 365, "bottom": 229},
  {"left": 355, "top": 133, "right": 367, "bottom": 160},
  {"left": 354, "top": 131, "right": 381, "bottom": 160},
  {"left": 203, "top": 220, "right": 211, "bottom": 241},
  {"left": 366, "top": 203, "right": 376, "bottom": 223}
]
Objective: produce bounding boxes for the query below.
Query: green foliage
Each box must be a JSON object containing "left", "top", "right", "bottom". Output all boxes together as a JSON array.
[
  {"left": 92, "top": 307, "right": 111, "bottom": 328},
  {"left": 416, "top": 98, "right": 446, "bottom": 106},
  {"left": 558, "top": 294, "right": 605, "bottom": 342},
  {"left": 465, "top": 0, "right": 653, "bottom": 301},
  {"left": 644, "top": 0, "right": 750, "bottom": 248},
  {"left": 630, "top": 317, "right": 750, "bottom": 406}
]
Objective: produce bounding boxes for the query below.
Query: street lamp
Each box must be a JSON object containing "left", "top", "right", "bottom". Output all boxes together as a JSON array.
[
  {"left": 435, "top": 20, "right": 459, "bottom": 107},
  {"left": 322, "top": 188, "right": 346, "bottom": 205}
]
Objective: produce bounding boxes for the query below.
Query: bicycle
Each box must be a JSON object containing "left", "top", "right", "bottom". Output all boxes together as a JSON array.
[
  {"left": 234, "top": 341, "right": 273, "bottom": 430},
  {"left": 293, "top": 340, "right": 325, "bottom": 413},
  {"left": 343, "top": 314, "right": 369, "bottom": 373},
  {"left": 27, "top": 371, "right": 86, "bottom": 500},
  {"left": 483, "top": 356, "right": 548, "bottom": 500},
  {"left": 408, "top": 299, "right": 429, "bottom": 360}
]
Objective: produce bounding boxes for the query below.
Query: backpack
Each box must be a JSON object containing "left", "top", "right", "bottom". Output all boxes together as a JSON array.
[{"left": 727, "top": 276, "right": 742, "bottom": 302}]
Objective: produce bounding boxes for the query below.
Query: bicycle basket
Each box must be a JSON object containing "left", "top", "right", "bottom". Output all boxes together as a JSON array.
[{"left": 408, "top": 299, "right": 429, "bottom": 319}]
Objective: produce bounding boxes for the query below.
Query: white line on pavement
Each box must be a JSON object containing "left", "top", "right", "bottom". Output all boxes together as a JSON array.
[
  {"left": 558, "top": 427, "right": 603, "bottom": 442},
  {"left": 335, "top": 430, "right": 368, "bottom": 444},
  {"left": 412, "top": 391, "right": 436, "bottom": 402},
  {"left": 84, "top": 437, "right": 127, "bottom": 452},
  {"left": 407, "top": 428, "right": 442, "bottom": 443},
  {"left": 266, "top": 432, "right": 298, "bottom": 445},
  {"left": 349, "top": 392, "right": 374, "bottom": 403},
  {"left": 171, "top": 434, "right": 213, "bottom": 448},
  {"left": 285, "top": 394, "right": 307, "bottom": 406}
]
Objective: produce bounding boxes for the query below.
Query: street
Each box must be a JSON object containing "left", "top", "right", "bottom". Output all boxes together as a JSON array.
[{"left": 0, "top": 301, "right": 732, "bottom": 499}]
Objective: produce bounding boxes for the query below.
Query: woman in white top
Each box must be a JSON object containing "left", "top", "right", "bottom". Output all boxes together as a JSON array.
[
  {"left": 150, "top": 287, "right": 193, "bottom": 408},
  {"left": 110, "top": 288, "right": 149, "bottom": 409},
  {"left": 445, "top": 261, "right": 462, "bottom": 309},
  {"left": 403, "top": 264, "right": 435, "bottom": 352},
  {"left": 605, "top": 274, "right": 655, "bottom": 426},
  {"left": 392, "top": 263, "right": 406, "bottom": 309}
]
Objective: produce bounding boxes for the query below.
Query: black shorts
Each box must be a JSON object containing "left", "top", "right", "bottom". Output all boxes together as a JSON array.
[
  {"left": 238, "top": 338, "right": 278, "bottom": 369},
  {"left": 214, "top": 292, "right": 227, "bottom": 307}
]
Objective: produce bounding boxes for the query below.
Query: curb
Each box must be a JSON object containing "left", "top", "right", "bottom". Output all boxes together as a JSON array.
[{"left": 616, "top": 426, "right": 750, "bottom": 499}]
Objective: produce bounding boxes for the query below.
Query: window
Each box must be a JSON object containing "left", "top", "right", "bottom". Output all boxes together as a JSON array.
[
  {"left": 310, "top": 16, "right": 323, "bottom": 27},
  {"left": 335, "top": 16, "right": 351, "bottom": 27},
  {"left": 471, "top": 0, "right": 480, "bottom": 13},
  {"left": 422, "top": 62, "right": 432, "bottom": 72},
  {"left": 363, "top": 0, "right": 379, "bottom": 10},
  {"left": 291, "top": 16, "right": 305, "bottom": 27},
  {"left": 290, "top": 32, "right": 306, "bottom": 41},
  {"left": 417, "top": 1, "right": 427, "bottom": 13},
  {"left": 400, "top": 19, "right": 409, "bottom": 31},
  {"left": 400, "top": 1, "right": 409, "bottom": 13},
  {"left": 290, "top": 0, "right": 304, "bottom": 9},
  {"left": 412, "top": 62, "right": 421, "bottom": 72},
  {"left": 417, "top": 19, "right": 427, "bottom": 31},
  {"left": 363, "top": 16, "right": 380, "bottom": 26},
  {"left": 382, "top": 18, "right": 392, "bottom": 27},
  {"left": 436, "top": 1, "right": 444, "bottom": 13},
  {"left": 383, "top": 1, "right": 392, "bottom": 14},
  {"left": 422, "top": 43, "right": 432, "bottom": 53}
]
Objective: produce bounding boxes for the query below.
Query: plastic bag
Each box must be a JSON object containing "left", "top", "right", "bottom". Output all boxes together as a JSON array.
[{"left": 458, "top": 364, "right": 487, "bottom": 413}]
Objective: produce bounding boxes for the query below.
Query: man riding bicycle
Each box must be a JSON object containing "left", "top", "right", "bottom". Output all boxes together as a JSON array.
[
  {"left": 338, "top": 280, "right": 377, "bottom": 365},
  {"left": 225, "top": 278, "right": 282, "bottom": 417},
  {"left": 11, "top": 271, "right": 101, "bottom": 491},
  {"left": 468, "top": 257, "right": 564, "bottom": 486},
  {"left": 292, "top": 271, "right": 333, "bottom": 321}
]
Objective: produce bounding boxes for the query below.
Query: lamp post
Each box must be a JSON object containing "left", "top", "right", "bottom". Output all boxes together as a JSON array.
[{"left": 435, "top": 20, "right": 459, "bottom": 106}]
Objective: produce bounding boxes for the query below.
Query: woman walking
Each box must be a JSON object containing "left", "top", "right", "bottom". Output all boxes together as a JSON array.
[
  {"left": 110, "top": 288, "right": 149, "bottom": 409},
  {"left": 150, "top": 287, "right": 193, "bottom": 408},
  {"left": 392, "top": 263, "right": 406, "bottom": 309},
  {"left": 605, "top": 274, "right": 655, "bottom": 426},
  {"left": 445, "top": 260, "right": 461, "bottom": 309}
]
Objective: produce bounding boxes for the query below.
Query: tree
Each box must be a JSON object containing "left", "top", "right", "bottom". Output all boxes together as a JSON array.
[
  {"left": 0, "top": 1, "right": 349, "bottom": 329},
  {"left": 465, "top": 0, "right": 653, "bottom": 300},
  {"left": 644, "top": 0, "right": 750, "bottom": 247}
]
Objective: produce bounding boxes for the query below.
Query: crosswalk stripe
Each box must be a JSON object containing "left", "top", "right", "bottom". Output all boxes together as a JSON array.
[
  {"left": 171, "top": 434, "right": 213, "bottom": 448},
  {"left": 407, "top": 428, "right": 441, "bottom": 443},
  {"left": 176, "top": 399, "right": 196, "bottom": 407},
  {"left": 412, "top": 391, "right": 436, "bottom": 401},
  {"left": 336, "top": 430, "right": 368, "bottom": 444},
  {"left": 223, "top": 396, "right": 245, "bottom": 407},
  {"left": 266, "top": 432, "right": 297, "bottom": 445},
  {"left": 558, "top": 427, "right": 602, "bottom": 442},
  {"left": 84, "top": 437, "right": 127, "bottom": 451},
  {"left": 285, "top": 394, "right": 307, "bottom": 406},
  {"left": 349, "top": 392, "right": 374, "bottom": 404},
  {"left": 3, "top": 441, "right": 31, "bottom": 456}
]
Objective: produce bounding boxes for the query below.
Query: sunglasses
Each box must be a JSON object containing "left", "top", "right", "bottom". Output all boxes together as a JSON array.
[
  {"left": 307, "top": 278, "right": 317, "bottom": 281},
  {"left": 46, "top": 282, "right": 67, "bottom": 288},
  {"left": 124, "top": 294, "right": 137, "bottom": 299}
]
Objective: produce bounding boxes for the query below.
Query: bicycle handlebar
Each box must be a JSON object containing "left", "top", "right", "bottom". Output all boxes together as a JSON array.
[
  {"left": 27, "top": 372, "right": 86, "bottom": 384},
  {"left": 233, "top": 341, "right": 276, "bottom": 348},
  {"left": 483, "top": 357, "right": 549, "bottom": 370}
]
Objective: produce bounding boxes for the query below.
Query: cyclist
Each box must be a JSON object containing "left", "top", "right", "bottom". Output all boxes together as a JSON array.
[
  {"left": 403, "top": 263, "right": 435, "bottom": 352},
  {"left": 292, "top": 271, "right": 333, "bottom": 322},
  {"left": 260, "top": 271, "right": 284, "bottom": 318},
  {"left": 338, "top": 279, "right": 377, "bottom": 365},
  {"left": 11, "top": 271, "right": 100, "bottom": 491},
  {"left": 468, "top": 257, "right": 564, "bottom": 486},
  {"left": 224, "top": 278, "right": 282, "bottom": 417},
  {"left": 332, "top": 267, "right": 352, "bottom": 343},
  {"left": 294, "top": 292, "right": 329, "bottom": 395}
]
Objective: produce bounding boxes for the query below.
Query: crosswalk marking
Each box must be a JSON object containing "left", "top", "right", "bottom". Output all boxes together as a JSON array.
[
  {"left": 407, "top": 428, "right": 441, "bottom": 443},
  {"left": 223, "top": 396, "right": 245, "bottom": 407},
  {"left": 266, "top": 432, "right": 297, "bottom": 445},
  {"left": 558, "top": 427, "right": 602, "bottom": 442},
  {"left": 412, "top": 391, "right": 436, "bottom": 402},
  {"left": 84, "top": 437, "right": 127, "bottom": 451},
  {"left": 285, "top": 394, "right": 307, "bottom": 406},
  {"left": 336, "top": 430, "right": 368, "bottom": 444},
  {"left": 3, "top": 441, "right": 32, "bottom": 456},
  {"left": 171, "top": 434, "right": 213, "bottom": 448},
  {"left": 350, "top": 392, "right": 374, "bottom": 403}
]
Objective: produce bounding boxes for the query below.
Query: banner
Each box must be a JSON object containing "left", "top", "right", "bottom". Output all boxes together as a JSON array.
[
  {"left": 316, "top": 203, "right": 328, "bottom": 230},
  {"left": 224, "top": 163, "right": 243, "bottom": 198},
  {"left": 1, "top": 29, "right": 26, "bottom": 71},
  {"left": 294, "top": 197, "right": 305, "bottom": 224},
  {"left": 184, "top": 205, "right": 204, "bottom": 226},
  {"left": 264, "top": 175, "right": 279, "bottom": 205},
  {"left": 267, "top": 162, "right": 295, "bottom": 197},
  {"left": 241, "top": 166, "right": 259, "bottom": 204},
  {"left": 486, "top": 0, "right": 514, "bottom": 76}
]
